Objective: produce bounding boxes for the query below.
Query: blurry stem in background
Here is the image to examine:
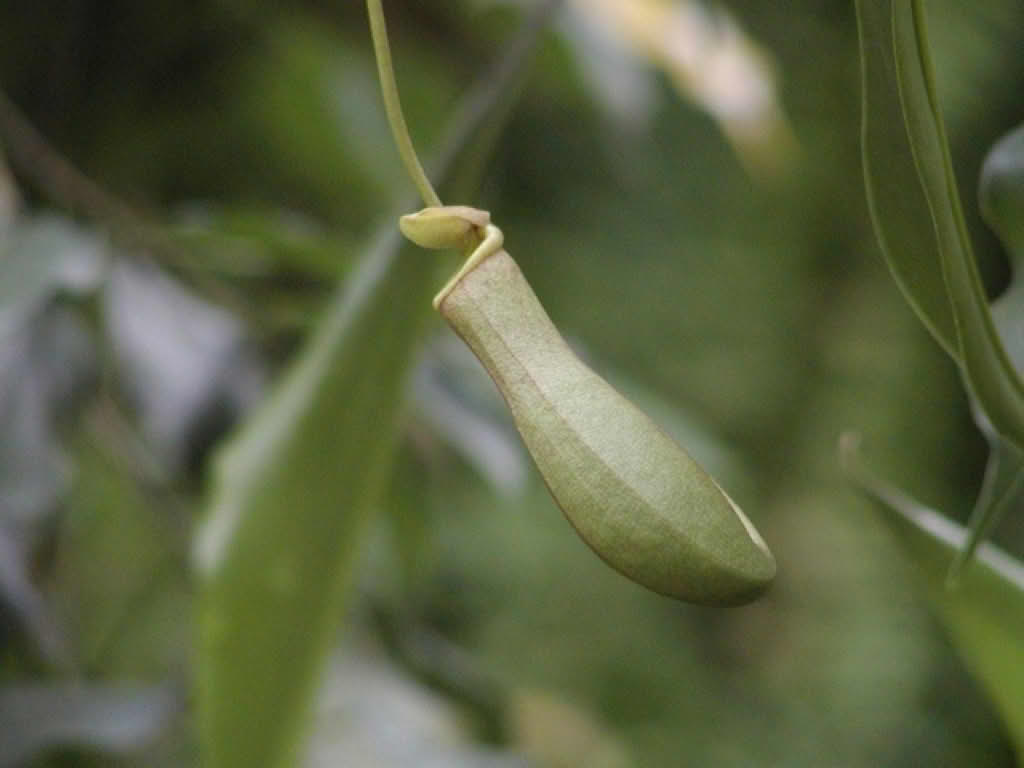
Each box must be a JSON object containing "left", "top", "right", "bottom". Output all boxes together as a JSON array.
[
  {"left": 366, "top": 0, "right": 443, "bottom": 208},
  {"left": 0, "top": 88, "right": 138, "bottom": 227},
  {"left": 0, "top": 88, "right": 244, "bottom": 311},
  {"left": 0, "top": 87, "right": 182, "bottom": 260},
  {"left": 0, "top": 139, "right": 20, "bottom": 227}
]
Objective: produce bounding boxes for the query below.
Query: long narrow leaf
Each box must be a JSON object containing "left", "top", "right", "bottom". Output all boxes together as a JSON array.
[
  {"left": 858, "top": 0, "right": 1024, "bottom": 570},
  {"left": 891, "top": 1, "right": 1024, "bottom": 449},
  {"left": 841, "top": 435, "right": 1024, "bottom": 755},
  {"left": 195, "top": 228, "right": 435, "bottom": 768},
  {"left": 855, "top": 0, "right": 958, "bottom": 360}
]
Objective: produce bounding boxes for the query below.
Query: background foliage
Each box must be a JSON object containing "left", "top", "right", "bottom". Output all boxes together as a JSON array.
[{"left": 1, "top": 0, "right": 1023, "bottom": 765}]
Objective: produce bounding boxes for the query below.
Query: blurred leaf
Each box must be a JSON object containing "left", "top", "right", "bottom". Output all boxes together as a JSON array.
[
  {"left": 855, "top": 0, "right": 958, "bottom": 359},
  {"left": 305, "top": 644, "right": 526, "bottom": 768},
  {"left": 382, "top": 435, "right": 436, "bottom": 594},
  {"left": 921, "top": 1, "right": 1024, "bottom": 135},
  {"left": 0, "top": 683, "right": 178, "bottom": 768},
  {"left": 0, "top": 215, "right": 105, "bottom": 325},
  {"left": 551, "top": 0, "right": 795, "bottom": 176},
  {"left": 0, "top": 214, "right": 102, "bottom": 665},
  {"left": 195, "top": 225, "right": 435, "bottom": 768},
  {"left": 981, "top": 122, "right": 1024, "bottom": 265},
  {"left": 171, "top": 203, "right": 354, "bottom": 283},
  {"left": 555, "top": 4, "right": 656, "bottom": 125},
  {"left": 0, "top": 529, "right": 68, "bottom": 667},
  {"left": 0, "top": 307, "right": 93, "bottom": 529},
  {"left": 841, "top": 434, "right": 1024, "bottom": 755},
  {"left": 103, "top": 259, "right": 264, "bottom": 471},
  {"left": 0, "top": 146, "right": 17, "bottom": 233},
  {"left": 52, "top": 429, "right": 190, "bottom": 676},
  {"left": 0, "top": 302, "right": 94, "bottom": 664}
]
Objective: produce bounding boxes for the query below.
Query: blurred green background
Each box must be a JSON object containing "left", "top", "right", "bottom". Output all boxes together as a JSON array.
[{"left": 1, "top": 0, "right": 1023, "bottom": 765}]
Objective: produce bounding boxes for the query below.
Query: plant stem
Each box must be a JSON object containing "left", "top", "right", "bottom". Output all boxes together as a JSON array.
[
  {"left": 366, "top": 0, "right": 442, "bottom": 208},
  {"left": 0, "top": 88, "right": 245, "bottom": 311}
]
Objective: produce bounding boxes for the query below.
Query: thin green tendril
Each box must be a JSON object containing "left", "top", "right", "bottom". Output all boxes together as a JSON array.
[{"left": 366, "top": 0, "right": 442, "bottom": 208}]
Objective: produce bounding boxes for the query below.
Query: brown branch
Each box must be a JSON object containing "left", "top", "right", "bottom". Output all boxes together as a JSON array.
[{"left": 0, "top": 88, "right": 151, "bottom": 233}]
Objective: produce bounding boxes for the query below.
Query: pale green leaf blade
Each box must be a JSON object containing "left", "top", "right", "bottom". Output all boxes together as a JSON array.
[
  {"left": 854, "top": 0, "right": 958, "bottom": 360},
  {"left": 195, "top": 227, "right": 435, "bottom": 768},
  {"left": 892, "top": 1, "right": 1024, "bottom": 449},
  {"left": 842, "top": 435, "right": 1024, "bottom": 755}
]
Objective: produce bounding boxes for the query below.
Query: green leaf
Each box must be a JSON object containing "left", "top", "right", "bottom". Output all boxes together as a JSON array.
[
  {"left": 55, "top": 433, "right": 188, "bottom": 676},
  {"left": 857, "top": 1, "right": 1024, "bottom": 569},
  {"left": 195, "top": 226, "right": 435, "bottom": 768},
  {"left": 855, "top": 0, "right": 958, "bottom": 360},
  {"left": 841, "top": 435, "right": 1024, "bottom": 755},
  {"left": 891, "top": 1, "right": 1024, "bottom": 449}
]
